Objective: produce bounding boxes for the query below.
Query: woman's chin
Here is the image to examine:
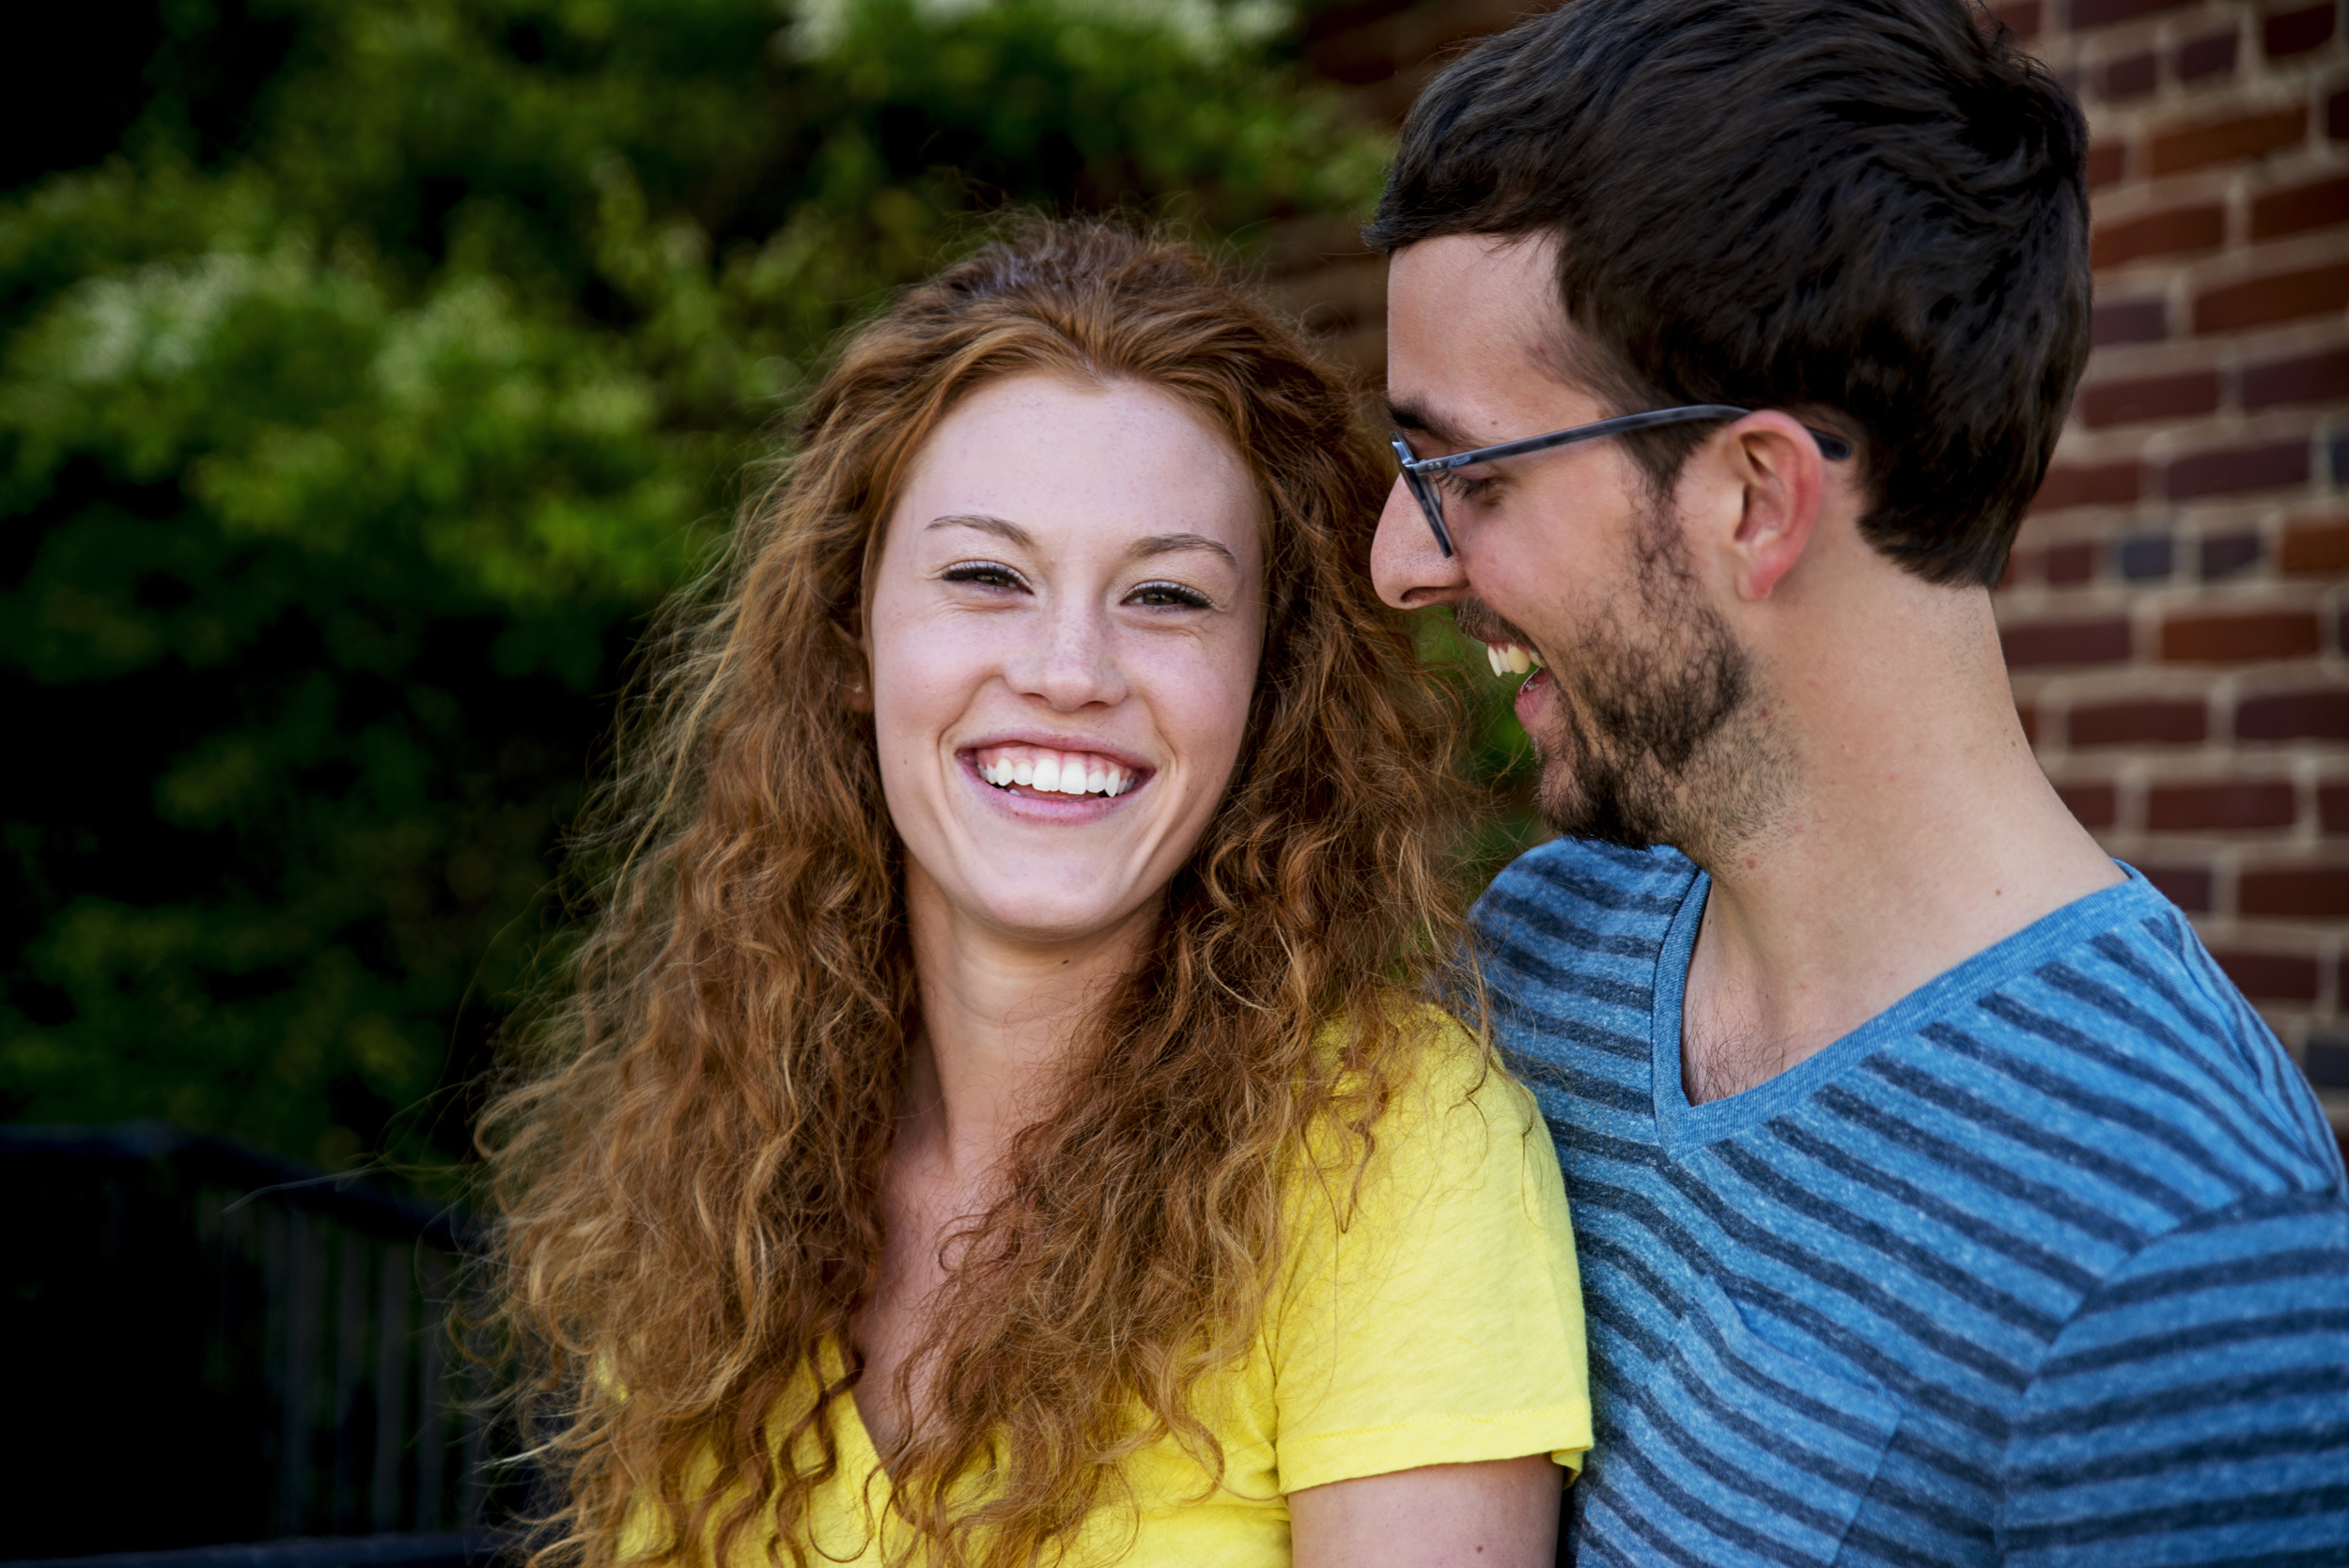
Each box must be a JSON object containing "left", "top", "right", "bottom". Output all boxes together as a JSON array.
[
  {"left": 901, "top": 835, "right": 1172, "bottom": 953},
  {"left": 959, "top": 885, "right": 1159, "bottom": 950}
]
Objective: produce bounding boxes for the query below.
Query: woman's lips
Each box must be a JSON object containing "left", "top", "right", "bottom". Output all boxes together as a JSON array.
[{"left": 965, "top": 743, "right": 1148, "bottom": 803}]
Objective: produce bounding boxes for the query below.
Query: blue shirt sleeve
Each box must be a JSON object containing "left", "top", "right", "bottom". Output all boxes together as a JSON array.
[{"left": 1998, "top": 1188, "right": 2349, "bottom": 1566}]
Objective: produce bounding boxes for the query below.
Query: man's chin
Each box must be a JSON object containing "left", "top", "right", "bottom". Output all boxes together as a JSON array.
[
  {"left": 1532, "top": 761, "right": 1672, "bottom": 851},
  {"left": 1543, "top": 813, "right": 1669, "bottom": 853}
]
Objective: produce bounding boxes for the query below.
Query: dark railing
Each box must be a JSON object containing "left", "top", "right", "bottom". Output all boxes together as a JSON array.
[
  {"left": 5, "top": 1534, "right": 497, "bottom": 1568},
  {"left": 0, "top": 1124, "right": 510, "bottom": 1561}
]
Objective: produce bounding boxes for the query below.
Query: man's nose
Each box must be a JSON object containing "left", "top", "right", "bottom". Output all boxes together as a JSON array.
[{"left": 1370, "top": 477, "right": 1470, "bottom": 610}]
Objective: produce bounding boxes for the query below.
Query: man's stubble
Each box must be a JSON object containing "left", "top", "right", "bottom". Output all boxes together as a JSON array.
[{"left": 1516, "top": 502, "right": 1791, "bottom": 867}]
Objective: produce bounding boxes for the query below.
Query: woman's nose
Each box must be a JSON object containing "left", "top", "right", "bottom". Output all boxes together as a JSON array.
[{"left": 1007, "top": 605, "right": 1128, "bottom": 711}]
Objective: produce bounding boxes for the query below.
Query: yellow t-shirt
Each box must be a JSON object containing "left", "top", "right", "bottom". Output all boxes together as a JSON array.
[{"left": 691, "top": 1018, "right": 1588, "bottom": 1567}]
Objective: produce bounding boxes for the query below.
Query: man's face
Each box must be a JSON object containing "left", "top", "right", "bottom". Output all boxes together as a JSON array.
[{"left": 1372, "top": 234, "right": 1774, "bottom": 854}]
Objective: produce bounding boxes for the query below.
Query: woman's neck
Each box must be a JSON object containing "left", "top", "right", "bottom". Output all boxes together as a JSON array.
[
  {"left": 897, "top": 861, "right": 1157, "bottom": 1180},
  {"left": 857, "top": 865, "right": 1159, "bottom": 1454}
]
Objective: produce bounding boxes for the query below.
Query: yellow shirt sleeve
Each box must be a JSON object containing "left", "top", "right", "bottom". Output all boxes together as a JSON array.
[{"left": 1270, "top": 1015, "right": 1591, "bottom": 1496}]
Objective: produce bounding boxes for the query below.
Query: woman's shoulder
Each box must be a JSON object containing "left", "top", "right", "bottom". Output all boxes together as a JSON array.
[
  {"left": 1324, "top": 999, "right": 1540, "bottom": 1134},
  {"left": 1299, "top": 999, "right": 1551, "bottom": 1213},
  {"left": 1272, "top": 1001, "right": 1585, "bottom": 1475}
]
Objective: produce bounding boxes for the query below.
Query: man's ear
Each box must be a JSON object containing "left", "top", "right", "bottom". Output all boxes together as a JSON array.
[{"left": 1721, "top": 411, "right": 1829, "bottom": 601}]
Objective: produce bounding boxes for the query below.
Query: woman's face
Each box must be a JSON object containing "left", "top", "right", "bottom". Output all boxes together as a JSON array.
[{"left": 865, "top": 372, "right": 1266, "bottom": 947}]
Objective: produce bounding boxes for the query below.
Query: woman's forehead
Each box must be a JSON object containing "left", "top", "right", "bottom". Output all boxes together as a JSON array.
[{"left": 890, "top": 373, "right": 1263, "bottom": 561}]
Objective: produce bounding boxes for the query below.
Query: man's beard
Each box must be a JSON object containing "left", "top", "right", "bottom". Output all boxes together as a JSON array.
[{"left": 1476, "top": 509, "right": 1782, "bottom": 861}]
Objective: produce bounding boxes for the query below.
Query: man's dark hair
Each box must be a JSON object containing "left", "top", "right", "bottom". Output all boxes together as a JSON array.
[{"left": 1367, "top": 0, "right": 2090, "bottom": 587}]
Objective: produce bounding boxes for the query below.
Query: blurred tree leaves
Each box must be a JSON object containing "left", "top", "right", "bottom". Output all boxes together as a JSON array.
[{"left": 1, "top": 0, "right": 1388, "bottom": 1177}]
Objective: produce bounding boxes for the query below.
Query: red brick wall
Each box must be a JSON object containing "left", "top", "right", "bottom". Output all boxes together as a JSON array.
[
  {"left": 1996, "top": 0, "right": 2349, "bottom": 1111},
  {"left": 1277, "top": 0, "right": 2349, "bottom": 1113}
]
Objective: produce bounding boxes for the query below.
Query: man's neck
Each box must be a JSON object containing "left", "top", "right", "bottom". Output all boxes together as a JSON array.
[{"left": 1677, "top": 585, "right": 2122, "bottom": 1105}]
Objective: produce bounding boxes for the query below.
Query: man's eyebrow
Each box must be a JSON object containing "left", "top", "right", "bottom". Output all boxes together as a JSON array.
[
  {"left": 1127, "top": 533, "right": 1237, "bottom": 568},
  {"left": 1385, "top": 398, "right": 1475, "bottom": 449},
  {"left": 926, "top": 513, "right": 1034, "bottom": 547}
]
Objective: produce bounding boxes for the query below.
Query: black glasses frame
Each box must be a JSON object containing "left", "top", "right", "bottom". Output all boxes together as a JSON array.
[{"left": 1390, "top": 404, "right": 1854, "bottom": 557}]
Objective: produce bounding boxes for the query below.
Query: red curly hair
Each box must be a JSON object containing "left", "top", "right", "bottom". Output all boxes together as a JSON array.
[{"left": 482, "top": 221, "right": 1473, "bottom": 1568}]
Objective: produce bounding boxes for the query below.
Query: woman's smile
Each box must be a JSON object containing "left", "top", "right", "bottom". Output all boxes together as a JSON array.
[{"left": 965, "top": 741, "right": 1150, "bottom": 802}]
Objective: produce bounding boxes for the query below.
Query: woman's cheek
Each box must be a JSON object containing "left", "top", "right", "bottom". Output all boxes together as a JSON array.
[
  {"left": 874, "top": 614, "right": 1002, "bottom": 732},
  {"left": 1149, "top": 637, "right": 1261, "bottom": 784}
]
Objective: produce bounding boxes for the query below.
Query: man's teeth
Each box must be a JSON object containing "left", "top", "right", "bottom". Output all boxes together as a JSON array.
[
  {"left": 1484, "top": 642, "right": 1544, "bottom": 677},
  {"left": 975, "top": 747, "right": 1134, "bottom": 798}
]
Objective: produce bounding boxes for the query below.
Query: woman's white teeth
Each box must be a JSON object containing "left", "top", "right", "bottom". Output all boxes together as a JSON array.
[
  {"left": 1484, "top": 642, "right": 1543, "bottom": 677},
  {"left": 976, "top": 749, "right": 1132, "bottom": 798}
]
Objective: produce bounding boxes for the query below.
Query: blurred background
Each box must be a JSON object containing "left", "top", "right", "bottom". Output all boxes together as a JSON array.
[{"left": 2, "top": 0, "right": 2342, "bottom": 1559}]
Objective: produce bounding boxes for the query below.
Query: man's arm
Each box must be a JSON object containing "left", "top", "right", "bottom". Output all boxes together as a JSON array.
[
  {"left": 1999, "top": 1190, "right": 2349, "bottom": 1565},
  {"left": 1290, "top": 1455, "right": 1562, "bottom": 1568}
]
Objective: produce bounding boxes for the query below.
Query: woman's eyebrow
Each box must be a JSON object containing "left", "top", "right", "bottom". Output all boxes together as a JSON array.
[
  {"left": 927, "top": 512, "right": 1033, "bottom": 546},
  {"left": 1128, "top": 534, "right": 1237, "bottom": 568},
  {"left": 929, "top": 515, "right": 1234, "bottom": 569}
]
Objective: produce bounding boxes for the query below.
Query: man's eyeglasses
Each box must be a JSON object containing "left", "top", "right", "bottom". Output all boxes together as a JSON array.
[{"left": 1390, "top": 405, "right": 1855, "bottom": 558}]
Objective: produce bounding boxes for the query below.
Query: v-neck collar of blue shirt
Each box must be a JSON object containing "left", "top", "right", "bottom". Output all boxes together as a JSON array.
[{"left": 1648, "top": 861, "right": 2166, "bottom": 1154}]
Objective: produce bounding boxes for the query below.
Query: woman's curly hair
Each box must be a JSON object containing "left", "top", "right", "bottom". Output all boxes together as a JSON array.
[{"left": 480, "top": 220, "right": 1473, "bottom": 1568}]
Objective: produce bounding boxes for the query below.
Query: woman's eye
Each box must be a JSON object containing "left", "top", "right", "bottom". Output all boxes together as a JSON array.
[
  {"left": 1128, "top": 581, "right": 1212, "bottom": 610},
  {"left": 941, "top": 561, "right": 1028, "bottom": 591}
]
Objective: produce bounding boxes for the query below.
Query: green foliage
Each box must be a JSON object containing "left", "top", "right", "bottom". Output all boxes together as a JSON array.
[{"left": 1, "top": 0, "right": 1390, "bottom": 1177}]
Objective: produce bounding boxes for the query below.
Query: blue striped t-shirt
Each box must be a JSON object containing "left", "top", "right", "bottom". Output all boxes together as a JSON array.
[{"left": 1470, "top": 840, "right": 2349, "bottom": 1567}]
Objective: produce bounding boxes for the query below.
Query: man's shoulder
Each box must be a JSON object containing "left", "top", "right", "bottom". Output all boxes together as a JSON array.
[
  {"left": 1465, "top": 840, "right": 1694, "bottom": 1077},
  {"left": 1470, "top": 837, "right": 1698, "bottom": 957},
  {"left": 1934, "top": 878, "right": 2348, "bottom": 1206}
]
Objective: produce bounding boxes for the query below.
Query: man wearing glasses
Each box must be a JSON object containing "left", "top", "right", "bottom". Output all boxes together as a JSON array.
[{"left": 1366, "top": 0, "right": 2349, "bottom": 1562}]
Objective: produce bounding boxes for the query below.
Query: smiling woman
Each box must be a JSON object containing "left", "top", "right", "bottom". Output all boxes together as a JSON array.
[
  {"left": 480, "top": 222, "right": 1591, "bottom": 1568},
  {"left": 866, "top": 375, "right": 1266, "bottom": 952}
]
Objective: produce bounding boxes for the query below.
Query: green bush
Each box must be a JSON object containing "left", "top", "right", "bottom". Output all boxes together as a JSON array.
[{"left": 1, "top": 0, "right": 1393, "bottom": 1179}]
